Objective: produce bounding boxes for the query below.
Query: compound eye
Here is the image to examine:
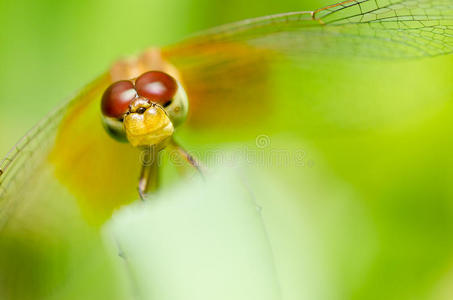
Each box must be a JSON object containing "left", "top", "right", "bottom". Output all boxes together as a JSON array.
[
  {"left": 101, "top": 80, "right": 137, "bottom": 118},
  {"left": 135, "top": 71, "right": 177, "bottom": 105}
]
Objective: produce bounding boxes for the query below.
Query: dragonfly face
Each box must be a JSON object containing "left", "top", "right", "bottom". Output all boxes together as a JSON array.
[{"left": 101, "top": 70, "right": 188, "bottom": 148}]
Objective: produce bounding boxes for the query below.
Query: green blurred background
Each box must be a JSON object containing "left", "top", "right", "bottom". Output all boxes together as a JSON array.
[{"left": 1, "top": 0, "right": 453, "bottom": 299}]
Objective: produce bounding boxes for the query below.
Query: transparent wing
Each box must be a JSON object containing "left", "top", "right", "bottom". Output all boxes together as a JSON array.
[
  {"left": 163, "top": 0, "right": 453, "bottom": 126},
  {"left": 0, "top": 74, "right": 142, "bottom": 299},
  {"left": 0, "top": 73, "right": 141, "bottom": 228},
  {"left": 181, "top": 0, "right": 453, "bottom": 58},
  {"left": 0, "top": 96, "right": 65, "bottom": 228}
]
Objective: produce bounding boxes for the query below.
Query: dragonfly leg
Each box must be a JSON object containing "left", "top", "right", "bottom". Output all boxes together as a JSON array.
[
  {"left": 138, "top": 145, "right": 159, "bottom": 200},
  {"left": 169, "top": 139, "right": 205, "bottom": 178}
]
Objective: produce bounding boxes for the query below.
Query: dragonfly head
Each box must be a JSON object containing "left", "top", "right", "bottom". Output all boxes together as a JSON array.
[{"left": 101, "top": 71, "right": 188, "bottom": 148}]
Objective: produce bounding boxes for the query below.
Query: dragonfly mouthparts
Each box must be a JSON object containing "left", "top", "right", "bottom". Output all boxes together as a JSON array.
[{"left": 123, "top": 104, "right": 174, "bottom": 148}]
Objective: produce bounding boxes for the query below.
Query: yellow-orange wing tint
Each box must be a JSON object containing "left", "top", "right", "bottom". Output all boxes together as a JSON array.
[
  {"left": 0, "top": 73, "right": 141, "bottom": 227},
  {"left": 163, "top": 0, "right": 453, "bottom": 126},
  {"left": 48, "top": 74, "right": 142, "bottom": 223}
]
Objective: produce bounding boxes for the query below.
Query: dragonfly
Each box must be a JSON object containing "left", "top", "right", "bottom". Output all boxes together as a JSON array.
[
  {"left": 0, "top": 0, "right": 452, "bottom": 221},
  {"left": 0, "top": 0, "right": 452, "bottom": 298},
  {"left": 0, "top": 0, "right": 452, "bottom": 220}
]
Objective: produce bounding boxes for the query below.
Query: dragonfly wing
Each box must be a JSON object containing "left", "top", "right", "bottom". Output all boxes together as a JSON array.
[
  {"left": 0, "top": 73, "right": 140, "bottom": 227},
  {"left": 163, "top": 42, "right": 274, "bottom": 127},
  {"left": 49, "top": 74, "right": 141, "bottom": 222},
  {"left": 179, "top": 0, "right": 453, "bottom": 58},
  {"left": 0, "top": 73, "right": 143, "bottom": 299},
  {"left": 163, "top": 0, "right": 453, "bottom": 126}
]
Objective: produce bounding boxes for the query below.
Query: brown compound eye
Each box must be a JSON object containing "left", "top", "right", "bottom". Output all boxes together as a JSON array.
[
  {"left": 135, "top": 71, "right": 177, "bottom": 105},
  {"left": 101, "top": 80, "right": 137, "bottom": 118}
]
